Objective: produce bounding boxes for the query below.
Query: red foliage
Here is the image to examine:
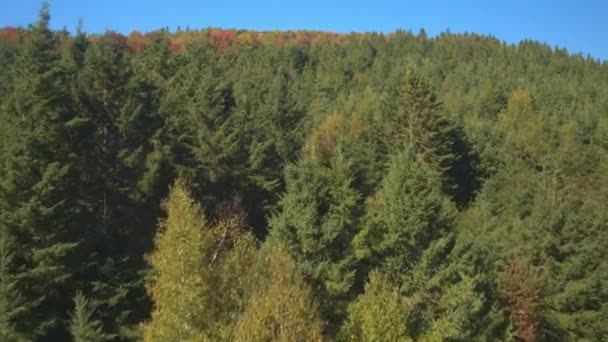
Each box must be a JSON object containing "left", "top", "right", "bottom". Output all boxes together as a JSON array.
[
  {"left": 210, "top": 29, "right": 237, "bottom": 52},
  {"left": 0, "top": 27, "right": 21, "bottom": 43},
  {"left": 325, "top": 32, "right": 339, "bottom": 41},
  {"left": 168, "top": 41, "right": 184, "bottom": 53},
  {"left": 498, "top": 259, "right": 546, "bottom": 342},
  {"left": 295, "top": 33, "right": 311, "bottom": 48},
  {"left": 105, "top": 31, "right": 128, "bottom": 50}
]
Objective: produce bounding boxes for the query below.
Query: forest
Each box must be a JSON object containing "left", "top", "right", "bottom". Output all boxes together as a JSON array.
[{"left": 1, "top": 5, "right": 607, "bottom": 341}]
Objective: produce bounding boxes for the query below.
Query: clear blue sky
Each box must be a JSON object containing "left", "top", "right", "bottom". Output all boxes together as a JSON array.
[{"left": 2, "top": 0, "right": 607, "bottom": 61}]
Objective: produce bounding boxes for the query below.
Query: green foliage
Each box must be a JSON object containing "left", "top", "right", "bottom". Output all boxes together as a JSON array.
[
  {"left": 269, "top": 150, "right": 360, "bottom": 325},
  {"left": 341, "top": 271, "right": 413, "bottom": 341},
  {"left": 0, "top": 232, "right": 28, "bottom": 342},
  {"left": 0, "top": 5, "right": 81, "bottom": 338},
  {"left": 354, "top": 150, "right": 453, "bottom": 276},
  {"left": 70, "top": 292, "right": 108, "bottom": 342},
  {"left": 1, "top": 5, "right": 608, "bottom": 341}
]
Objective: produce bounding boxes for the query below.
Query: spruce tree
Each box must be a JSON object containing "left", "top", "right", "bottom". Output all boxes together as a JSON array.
[
  {"left": 269, "top": 149, "right": 360, "bottom": 322},
  {"left": 0, "top": 231, "right": 28, "bottom": 342},
  {"left": 66, "top": 31, "right": 162, "bottom": 338},
  {"left": 383, "top": 68, "right": 478, "bottom": 202},
  {"left": 69, "top": 292, "right": 107, "bottom": 342},
  {"left": 353, "top": 150, "right": 453, "bottom": 276},
  {"left": 0, "top": 4, "right": 80, "bottom": 338},
  {"left": 352, "top": 151, "right": 485, "bottom": 339}
]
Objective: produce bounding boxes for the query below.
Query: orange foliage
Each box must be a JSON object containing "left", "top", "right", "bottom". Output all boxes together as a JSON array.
[
  {"left": 295, "top": 31, "right": 312, "bottom": 48},
  {"left": 11, "top": 26, "right": 371, "bottom": 55},
  {"left": 236, "top": 31, "right": 261, "bottom": 48},
  {"left": 210, "top": 29, "right": 237, "bottom": 52},
  {"left": 169, "top": 31, "right": 194, "bottom": 53},
  {"left": 128, "top": 30, "right": 146, "bottom": 51},
  {"left": 105, "top": 31, "right": 128, "bottom": 50},
  {"left": 0, "top": 27, "right": 21, "bottom": 43}
]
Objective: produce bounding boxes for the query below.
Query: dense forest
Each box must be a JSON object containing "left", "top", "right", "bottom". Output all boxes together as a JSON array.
[{"left": 1, "top": 5, "right": 608, "bottom": 341}]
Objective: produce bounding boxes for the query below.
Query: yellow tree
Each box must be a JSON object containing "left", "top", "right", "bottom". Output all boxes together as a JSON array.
[
  {"left": 142, "top": 180, "right": 216, "bottom": 341},
  {"left": 340, "top": 271, "right": 414, "bottom": 341},
  {"left": 234, "top": 243, "right": 323, "bottom": 342}
]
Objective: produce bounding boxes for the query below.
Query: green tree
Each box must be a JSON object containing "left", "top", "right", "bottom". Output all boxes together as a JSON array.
[
  {"left": 352, "top": 151, "right": 487, "bottom": 339},
  {"left": 353, "top": 150, "right": 453, "bottom": 276},
  {"left": 69, "top": 292, "right": 108, "bottom": 342},
  {"left": 269, "top": 149, "right": 360, "bottom": 323},
  {"left": 0, "top": 231, "right": 28, "bottom": 342},
  {"left": 383, "top": 69, "right": 479, "bottom": 203},
  {"left": 0, "top": 4, "right": 80, "bottom": 338}
]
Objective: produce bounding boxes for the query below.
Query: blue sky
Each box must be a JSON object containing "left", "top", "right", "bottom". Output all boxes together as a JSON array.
[{"left": 2, "top": 0, "right": 607, "bottom": 61}]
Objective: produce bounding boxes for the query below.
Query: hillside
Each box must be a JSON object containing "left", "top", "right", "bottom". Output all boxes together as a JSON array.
[{"left": 1, "top": 6, "right": 607, "bottom": 341}]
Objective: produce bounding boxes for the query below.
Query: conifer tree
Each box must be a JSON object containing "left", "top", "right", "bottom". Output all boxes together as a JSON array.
[
  {"left": 69, "top": 292, "right": 107, "bottom": 342},
  {"left": 383, "top": 68, "right": 478, "bottom": 202},
  {"left": 353, "top": 150, "right": 453, "bottom": 276},
  {"left": 352, "top": 151, "right": 485, "bottom": 339},
  {"left": 269, "top": 149, "right": 360, "bottom": 316},
  {"left": 0, "top": 231, "right": 28, "bottom": 342},
  {"left": 384, "top": 69, "right": 456, "bottom": 173},
  {"left": 64, "top": 31, "right": 163, "bottom": 338},
  {"left": 0, "top": 4, "right": 80, "bottom": 338}
]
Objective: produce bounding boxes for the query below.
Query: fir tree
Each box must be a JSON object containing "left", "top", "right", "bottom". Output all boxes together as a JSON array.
[
  {"left": 383, "top": 68, "right": 479, "bottom": 203},
  {"left": 0, "top": 4, "right": 80, "bottom": 338},
  {"left": 353, "top": 150, "right": 453, "bottom": 276},
  {"left": 69, "top": 292, "right": 107, "bottom": 342},
  {"left": 269, "top": 149, "right": 360, "bottom": 324},
  {"left": 0, "top": 231, "right": 28, "bottom": 342}
]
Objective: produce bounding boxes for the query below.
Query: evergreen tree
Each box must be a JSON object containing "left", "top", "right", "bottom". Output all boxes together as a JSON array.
[
  {"left": 352, "top": 151, "right": 486, "bottom": 339},
  {"left": 269, "top": 149, "right": 360, "bottom": 324},
  {"left": 69, "top": 292, "right": 108, "bottom": 342},
  {"left": 0, "top": 231, "right": 28, "bottom": 342},
  {"left": 383, "top": 68, "right": 478, "bottom": 203},
  {"left": 353, "top": 150, "right": 453, "bottom": 276},
  {"left": 0, "top": 4, "right": 80, "bottom": 338},
  {"left": 0, "top": 8, "right": 607, "bottom": 340},
  {"left": 66, "top": 31, "right": 162, "bottom": 338}
]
